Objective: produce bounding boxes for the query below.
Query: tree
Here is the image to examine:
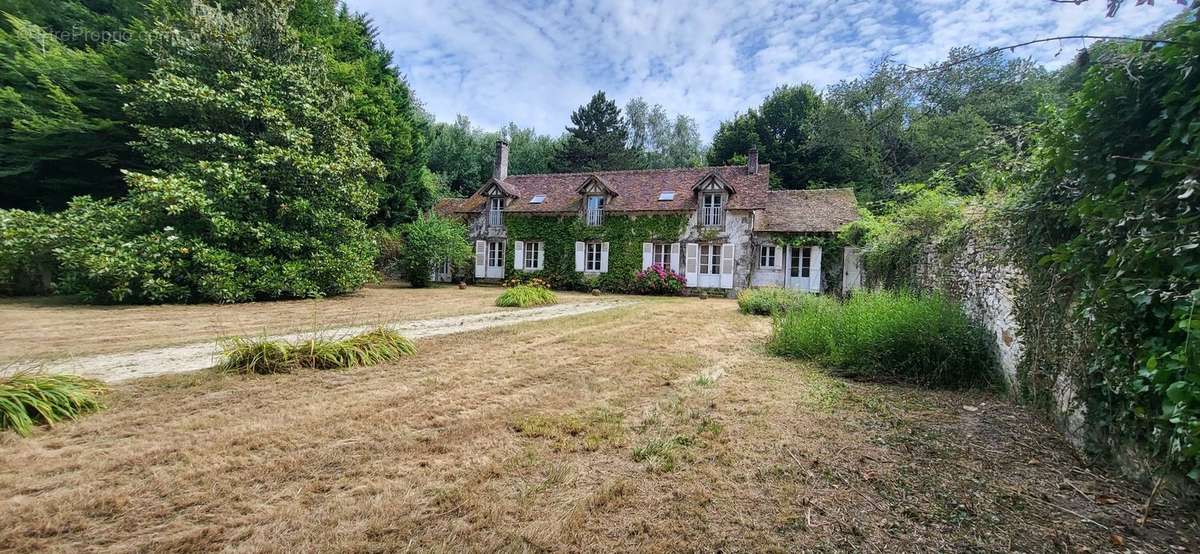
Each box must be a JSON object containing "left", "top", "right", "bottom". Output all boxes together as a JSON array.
[
  {"left": 397, "top": 213, "right": 471, "bottom": 287},
  {"left": 50, "top": 0, "right": 384, "bottom": 303},
  {"left": 0, "top": 7, "right": 145, "bottom": 209},
  {"left": 624, "top": 97, "right": 704, "bottom": 168},
  {"left": 288, "top": 0, "right": 429, "bottom": 226},
  {"left": 502, "top": 123, "right": 560, "bottom": 175},
  {"left": 552, "top": 91, "right": 635, "bottom": 172},
  {"left": 710, "top": 85, "right": 851, "bottom": 189}
]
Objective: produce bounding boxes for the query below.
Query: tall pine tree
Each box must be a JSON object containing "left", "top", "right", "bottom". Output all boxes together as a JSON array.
[{"left": 552, "top": 91, "right": 635, "bottom": 172}]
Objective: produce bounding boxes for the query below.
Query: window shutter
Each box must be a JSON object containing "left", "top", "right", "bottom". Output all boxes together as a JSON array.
[
  {"left": 600, "top": 242, "right": 609, "bottom": 273},
  {"left": 775, "top": 245, "right": 784, "bottom": 270},
  {"left": 670, "top": 243, "right": 680, "bottom": 273},
  {"left": 574, "top": 241, "right": 585, "bottom": 272},
  {"left": 810, "top": 246, "right": 823, "bottom": 292},
  {"left": 720, "top": 243, "right": 735, "bottom": 289},
  {"left": 685, "top": 243, "right": 699, "bottom": 286},
  {"left": 537, "top": 242, "right": 545, "bottom": 270},
  {"left": 642, "top": 242, "right": 652, "bottom": 269},
  {"left": 474, "top": 240, "right": 486, "bottom": 278},
  {"left": 513, "top": 241, "right": 524, "bottom": 271}
]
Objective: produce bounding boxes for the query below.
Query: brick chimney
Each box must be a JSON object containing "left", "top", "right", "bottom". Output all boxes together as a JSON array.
[
  {"left": 747, "top": 147, "right": 759, "bottom": 175},
  {"left": 493, "top": 139, "right": 509, "bottom": 181}
]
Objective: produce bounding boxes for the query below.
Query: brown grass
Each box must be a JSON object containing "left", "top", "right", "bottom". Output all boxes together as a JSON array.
[
  {"left": 0, "top": 298, "right": 1195, "bottom": 552},
  {"left": 0, "top": 283, "right": 593, "bottom": 363}
]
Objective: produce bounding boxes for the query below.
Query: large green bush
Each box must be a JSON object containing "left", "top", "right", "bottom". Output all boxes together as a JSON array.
[
  {"left": 769, "top": 290, "right": 995, "bottom": 388},
  {"left": 1011, "top": 18, "right": 1200, "bottom": 479},
  {"left": 396, "top": 213, "right": 472, "bottom": 287},
  {"left": 12, "top": 3, "right": 386, "bottom": 304}
]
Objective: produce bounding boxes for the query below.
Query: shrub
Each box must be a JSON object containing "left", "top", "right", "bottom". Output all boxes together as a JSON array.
[
  {"left": 769, "top": 290, "right": 994, "bottom": 388},
  {"left": 396, "top": 213, "right": 472, "bottom": 288},
  {"left": 496, "top": 284, "right": 558, "bottom": 308},
  {"left": 218, "top": 328, "right": 416, "bottom": 374},
  {"left": 0, "top": 373, "right": 108, "bottom": 437},
  {"left": 630, "top": 264, "right": 686, "bottom": 295},
  {"left": 737, "top": 287, "right": 833, "bottom": 316}
]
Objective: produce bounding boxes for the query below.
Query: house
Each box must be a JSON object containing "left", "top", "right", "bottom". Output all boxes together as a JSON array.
[{"left": 434, "top": 140, "right": 862, "bottom": 295}]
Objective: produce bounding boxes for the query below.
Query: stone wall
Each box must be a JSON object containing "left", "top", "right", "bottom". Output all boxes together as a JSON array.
[
  {"left": 912, "top": 227, "right": 1087, "bottom": 446},
  {"left": 914, "top": 233, "right": 1025, "bottom": 390}
]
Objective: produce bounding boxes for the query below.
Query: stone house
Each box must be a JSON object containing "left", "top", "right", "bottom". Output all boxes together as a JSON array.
[{"left": 434, "top": 140, "right": 862, "bottom": 294}]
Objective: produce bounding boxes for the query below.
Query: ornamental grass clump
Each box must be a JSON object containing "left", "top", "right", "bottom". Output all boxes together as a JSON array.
[
  {"left": 218, "top": 328, "right": 416, "bottom": 374},
  {"left": 737, "top": 287, "right": 833, "bottom": 316},
  {"left": 496, "top": 284, "right": 558, "bottom": 308},
  {"left": 769, "top": 290, "right": 994, "bottom": 388},
  {"left": 0, "top": 373, "right": 108, "bottom": 437}
]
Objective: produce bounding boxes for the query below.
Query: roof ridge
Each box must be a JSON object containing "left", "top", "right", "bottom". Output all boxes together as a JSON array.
[{"left": 507, "top": 163, "right": 770, "bottom": 179}]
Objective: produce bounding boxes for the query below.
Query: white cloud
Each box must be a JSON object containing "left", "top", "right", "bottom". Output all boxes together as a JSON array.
[{"left": 344, "top": 0, "right": 1186, "bottom": 138}]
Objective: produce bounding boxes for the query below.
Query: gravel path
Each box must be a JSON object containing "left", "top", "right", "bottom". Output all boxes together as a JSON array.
[{"left": 16, "top": 301, "right": 628, "bottom": 382}]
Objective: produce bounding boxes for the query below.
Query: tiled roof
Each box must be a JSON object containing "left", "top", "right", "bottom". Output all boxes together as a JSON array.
[
  {"left": 449, "top": 165, "right": 771, "bottom": 214},
  {"left": 753, "top": 189, "right": 859, "bottom": 233},
  {"left": 432, "top": 197, "right": 467, "bottom": 219}
]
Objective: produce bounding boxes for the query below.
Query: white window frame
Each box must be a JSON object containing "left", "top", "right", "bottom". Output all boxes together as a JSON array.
[
  {"left": 488, "top": 197, "right": 504, "bottom": 227},
  {"left": 523, "top": 241, "right": 542, "bottom": 270},
  {"left": 759, "top": 245, "right": 776, "bottom": 269},
  {"left": 585, "top": 242, "right": 603, "bottom": 272},
  {"left": 701, "top": 192, "right": 724, "bottom": 227},
  {"left": 789, "top": 246, "right": 811, "bottom": 278},
  {"left": 585, "top": 195, "right": 605, "bottom": 226},
  {"left": 487, "top": 241, "right": 504, "bottom": 268},
  {"left": 653, "top": 243, "right": 671, "bottom": 271},
  {"left": 699, "top": 244, "right": 721, "bottom": 275}
]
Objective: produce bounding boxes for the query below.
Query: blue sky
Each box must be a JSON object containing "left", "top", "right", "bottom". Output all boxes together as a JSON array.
[{"left": 344, "top": 0, "right": 1187, "bottom": 138}]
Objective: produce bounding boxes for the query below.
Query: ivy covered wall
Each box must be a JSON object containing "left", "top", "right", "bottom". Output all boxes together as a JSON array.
[{"left": 503, "top": 213, "right": 687, "bottom": 291}]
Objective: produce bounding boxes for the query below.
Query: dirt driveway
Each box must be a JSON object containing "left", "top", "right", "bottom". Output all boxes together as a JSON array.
[
  {"left": 0, "top": 298, "right": 1195, "bottom": 552},
  {"left": 0, "top": 283, "right": 594, "bottom": 363}
]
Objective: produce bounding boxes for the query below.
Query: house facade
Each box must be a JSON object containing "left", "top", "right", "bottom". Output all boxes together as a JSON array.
[{"left": 434, "top": 140, "right": 862, "bottom": 295}]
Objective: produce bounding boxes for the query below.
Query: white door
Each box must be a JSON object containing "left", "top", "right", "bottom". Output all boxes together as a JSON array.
[
  {"left": 485, "top": 240, "right": 505, "bottom": 279},
  {"left": 697, "top": 244, "right": 722, "bottom": 288},
  {"left": 842, "top": 247, "right": 864, "bottom": 294},
  {"left": 785, "top": 246, "right": 816, "bottom": 292}
]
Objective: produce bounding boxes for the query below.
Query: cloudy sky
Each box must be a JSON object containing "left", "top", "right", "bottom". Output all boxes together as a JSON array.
[{"left": 344, "top": 0, "right": 1186, "bottom": 138}]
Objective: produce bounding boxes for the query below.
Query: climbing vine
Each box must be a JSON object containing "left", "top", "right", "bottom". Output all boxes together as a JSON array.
[
  {"left": 1010, "top": 19, "right": 1200, "bottom": 481},
  {"left": 502, "top": 213, "right": 688, "bottom": 292}
]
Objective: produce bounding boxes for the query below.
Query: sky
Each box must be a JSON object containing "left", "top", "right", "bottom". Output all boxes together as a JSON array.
[{"left": 344, "top": 0, "right": 1188, "bottom": 139}]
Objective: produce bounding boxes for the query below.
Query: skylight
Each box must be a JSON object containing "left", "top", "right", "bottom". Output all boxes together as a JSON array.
[
  {"left": 530, "top": 194, "right": 545, "bottom": 204},
  {"left": 658, "top": 191, "right": 675, "bottom": 201}
]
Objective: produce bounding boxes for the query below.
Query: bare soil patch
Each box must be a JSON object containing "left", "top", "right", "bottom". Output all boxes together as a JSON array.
[
  {"left": 0, "top": 298, "right": 1195, "bottom": 552},
  {"left": 0, "top": 283, "right": 593, "bottom": 363}
]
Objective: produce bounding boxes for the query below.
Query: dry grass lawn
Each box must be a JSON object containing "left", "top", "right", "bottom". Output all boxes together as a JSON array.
[
  {"left": 0, "top": 297, "right": 1196, "bottom": 552},
  {"left": 0, "top": 283, "right": 593, "bottom": 363}
]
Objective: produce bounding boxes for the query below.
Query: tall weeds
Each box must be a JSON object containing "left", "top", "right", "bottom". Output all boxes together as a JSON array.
[{"left": 769, "top": 290, "right": 994, "bottom": 388}]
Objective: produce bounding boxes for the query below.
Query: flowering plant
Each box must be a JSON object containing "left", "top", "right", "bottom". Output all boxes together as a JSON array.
[
  {"left": 631, "top": 264, "right": 686, "bottom": 295},
  {"left": 503, "top": 275, "right": 550, "bottom": 289}
]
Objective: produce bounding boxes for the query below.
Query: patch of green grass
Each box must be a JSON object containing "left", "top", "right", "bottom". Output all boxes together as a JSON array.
[
  {"left": 496, "top": 285, "right": 558, "bottom": 308},
  {"left": 737, "top": 287, "right": 834, "bottom": 316},
  {"left": 693, "top": 374, "right": 716, "bottom": 387},
  {"left": 511, "top": 407, "right": 624, "bottom": 451},
  {"left": 218, "top": 327, "right": 416, "bottom": 374},
  {"left": 769, "top": 290, "right": 995, "bottom": 388},
  {"left": 631, "top": 434, "right": 694, "bottom": 472},
  {"left": 0, "top": 373, "right": 108, "bottom": 437}
]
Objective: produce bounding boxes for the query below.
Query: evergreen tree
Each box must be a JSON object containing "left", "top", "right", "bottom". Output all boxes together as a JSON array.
[{"left": 552, "top": 91, "right": 635, "bottom": 172}]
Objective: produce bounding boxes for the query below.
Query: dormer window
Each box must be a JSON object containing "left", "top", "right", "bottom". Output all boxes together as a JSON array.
[
  {"left": 585, "top": 195, "right": 605, "bottom": 226},
  {"left": 488, "top": 197, "right": 504, "bottom": 227},
  {"left": 701, "top": 192, "right": 724, "bottom": 227}
]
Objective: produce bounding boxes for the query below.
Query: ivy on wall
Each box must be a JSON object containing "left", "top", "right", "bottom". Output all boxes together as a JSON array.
[{"left": 503, "top": 213, "right": 688, "bottom": 292}]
